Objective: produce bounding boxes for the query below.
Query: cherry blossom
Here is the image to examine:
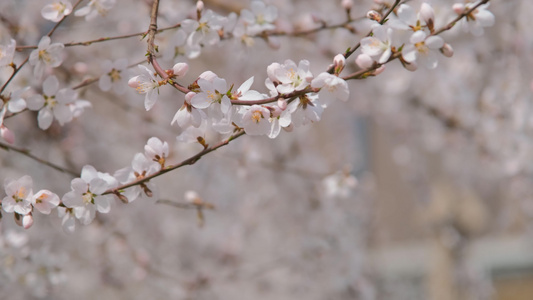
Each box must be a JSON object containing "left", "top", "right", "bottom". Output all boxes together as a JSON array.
[
  {"left": 74, "top": 0, "right": 116, "bottom": 21},
  {"left": 144, "top": 137, "right": 169, "bottom": 167},
  {"left": 172, "top": 92, "right": 206, "bottom": 128},
  {"left": 28, "top": 36, "right": 64, "bottom": 80},
  {"left": 98, "top": 58, "right": 129, "bottom": 94},
  {"left": 181, "top": 10, "right": 226, "bottom": 47},
  {"left": 31, "top": 190, "right": 60, "bottom": 214},
  {"left": 27, "top": 76, "right": 90, "bottom": 130},
  {"left": 62, "top": 165, "right": 118, "bottom": 225},
  {"left": 239, "top": 105, "right": 271, "bottom": 136},
  {"left": 128, "top": 65, "right": 161, "bottom": 111},
  {"left": 454, "top": 1, "right": 495, "bottom": 36},
  {"left": 240, "top": 0, "right": 278, "bottom": 35},
  {"left": 2, "top": 175, "right": 33, "bottom": 215},
  {"left": 401, "top": 30, "right": 445, "bottom": 69},
  {"left": 361, "top": 24, "right": 394, "bottom": 64},
  {"left": 311, "top": 72, "right": 349, "bottom": 106},
  {"left": 191, "top": 76, "right": 232, "bottom": 114},
  {"left": 286, "top": 93, "right": 324, "bottom": 127},
  {"left": 265, "top": 59, "right": 313, "bottom": 96},
  {"left": 41, "top": 1, "right": 73, "bottom": 22},
  {"left": 114, "top": 153, "right": 160, "bottom": 203}
]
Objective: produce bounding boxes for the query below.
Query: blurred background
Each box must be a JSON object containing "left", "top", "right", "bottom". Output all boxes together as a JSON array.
[{"left": 1, "top": 0, "right": 532, "bottom": 299}]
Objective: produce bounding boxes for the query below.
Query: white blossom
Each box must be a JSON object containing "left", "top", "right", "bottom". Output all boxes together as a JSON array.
[
  {"left": 401, "top": 30, "right": 444, "bottom": 69},
  {"left": 62, "top": 165, "right": 118, "bottom": 225},
  {"left": 74, "top": 0, "right": 116, "bottom": 21},
  {"left": 2, "top": 175, "right": 33, "bottom": 215},
  {"left": 128, "top": 65, "right": 161, "bottom": 111},
  {"left": 41, "top": 1, "right": 73, "bottom": 22},
  {"left": 29, "top": 36, "right": 64, "bottom": 80},
  {"left": 99, "top": 58, "right": 129, "bottom": 94}
]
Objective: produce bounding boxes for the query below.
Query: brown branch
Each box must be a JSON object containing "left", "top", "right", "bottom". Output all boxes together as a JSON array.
[
  {"left": 103, "top": 131, "right": 246, "bottom": 195},
  {"left": 0, "top": 141, "right": 79, "bottom": 177},
  {"left": 432, "top": 0, "right": 490, "bottom": 35}
]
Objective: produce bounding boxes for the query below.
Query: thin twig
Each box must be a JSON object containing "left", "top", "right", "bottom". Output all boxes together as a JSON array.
[{"left": 0, "top": 141, "right": 79, "bottom": 177}]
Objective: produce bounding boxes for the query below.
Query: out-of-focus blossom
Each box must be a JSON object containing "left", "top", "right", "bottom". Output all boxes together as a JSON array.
[{"left": 41, "top": 1, "right": 73, "bottom": 22}]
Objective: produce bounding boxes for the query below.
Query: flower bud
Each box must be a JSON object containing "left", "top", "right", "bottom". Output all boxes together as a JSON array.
[
  {"left": 172, "top": 62, "right": 189, "bottom": 78},
  {"left": 0, "top": 125, "right": 14, "bottom": 144},
  {"left": 366, "top": 10, "right": 382, "bottom": 22},
  {"left": 14, "top": 212, "right": 33, "bottom": 229},
  {"left": 185, "top": 190, "right": 201, "bottom": 205},
  {"left": 128, "top": 76, "right": 140, "bottom": 88},
  {"left": 452, "top": 3, "right": 465, "bottom": 15},
  {"left": 333, "top": 54, "right": 346, "bottom": 74},
  {"left": 277, "top": 98, "right": 288, "bottom": 110},
  {"left": 196, "top": 1, "right": 204, "bottom": 12},
  {"left": 355, "top": 54, "right": 374, "bottom": 69},
  {"left": 342, "top": 0, "right": 353, "bottom": 10},
  {"left": 402, "top": 60, "right": 418, "bottom": 72},
  {"left": 271, "top": 105, "right": 283, "bottom": 117},
  {"left": 419, "top": 3, "right": 435, "bottom": 26},
  {"left": 440, "top": 43, "right": 454, "bottom": 57}
]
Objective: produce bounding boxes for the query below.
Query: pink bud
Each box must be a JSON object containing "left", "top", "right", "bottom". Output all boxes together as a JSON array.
[
  {"left": 355, "top": 54, "right": 374, "bottom": 69},
  {"left": 172, "top": 62, "right": 189, "bottom": 78},
  {"left": 277, "top": 99, "right": 288, "bottom": 110},
  {"left": 0, "top": 125, "right": 15, "bottom": 144},
  {"left": 271, "top": 106, "right": 283, "bottom": 117},
  {"left": 128, "top": 76, "right": 140, "bottom": 88},
  {"left": 419, "top": 3, "right": 435, "bottom": 25},
  {"left": 185, "top": 190, "right": 201, "bottom": 204},
  {"left": 452, "top": 3, "right": 465, "bottom": 15},
  {"left": 342, "top": 0, "right": 353, "bottom": 10},
  {"left": 334, "top": 54, "right": 346, "bottom": 70},
  {"left": 402, "top": 60, "right": 418, "bottom": 72},
  {"left": 14, "top": 212, "right": 33, "bottom": 229},
  {"left": 196, "top": 1, "right": 204, "bottom": 11},
  {"left": 22, "top": 213, "right": 33, "bottom": 229},
  {"left": 440, "top": 43, "right": 454, "bottom": 57}
]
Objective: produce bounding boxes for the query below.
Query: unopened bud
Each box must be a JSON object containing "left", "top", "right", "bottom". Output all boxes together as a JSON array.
[
  {"left": 342, "top": 0, "right": 354, "bottom": 10},
  {"left": 185, "top": 190, "right": 201, "bottom": 204},
  {"left": 366, "top": 10, "right": 382, "bottom": 22},
  {"left": 440, "top": 43, "right": 454, "bottom": 57},
  {"left": 196, "top": 1, "right": 204, "bottom": 12},
  {"left": 14, "top": 212, "right": 33, "bottom": 229},
  {"left": 333, "top": 54, "right": 346, "bottom": 74},
  {"left": 401, "top": 60, "right": 418, "bottom": 72},
  {"left": 172, "top": 62, "right": 189, "bottom": 78},
  {"left": 277, "top": 98, "right": 288, "bottom": 110},
  {"left": 419, "top": 3, "right": 435, "bottom": 27},
  {"left": 271, "top": 105, "right": 283, "bottom": 117},
  {"left": 452, "top": 3, "right": 465, "bottom": 15},
  {"left": 115, "top": 192, "right": 129, "bottom": 204},
  {"left": 1, "top": 125, "right": 14, "bottom": 144},
  {"left": 355, "top": 54, "right": 374, "bottom": 69}
]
